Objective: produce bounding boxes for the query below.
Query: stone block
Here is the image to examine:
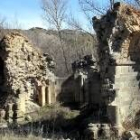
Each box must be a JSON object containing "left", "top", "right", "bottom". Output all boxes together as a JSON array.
[
  {"left": 0, "top": 109, "right": 6, "bottom": 122},
  {"left": 113, "top": 83, "right": 124, "bottom": 89},
  {"left": 38, "top": 86, "right": 46, "bottom": 106},
  {"left": 0, "top": 32, "right": 56, "bottom": 118},
  {"left": 123, "top": 131, "right": 138, "bottom": 139},
  {"left": 115, "top": 76, "right": 137, "bottom": 82}
]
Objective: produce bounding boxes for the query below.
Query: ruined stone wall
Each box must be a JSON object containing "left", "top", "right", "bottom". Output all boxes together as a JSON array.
[
  {"left": 0, "top": 32, "right": 56, "bottom": 113},
  {"left": 56, "top": 77, "right": 75, "bottom": 103},
  {"left": 72, "top": 55, "right": 101, "bottom": 104},
  {"left": 93, "top": 3, "right": 140, "bottom": 131}
]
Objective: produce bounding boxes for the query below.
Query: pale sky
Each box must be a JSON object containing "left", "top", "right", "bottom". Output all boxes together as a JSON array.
[
  {"left": 0, "top": 0, "right": 84, "bottom": 29},
  {"left": 0, "top": 0, "right": 124, "bottom": 30}
]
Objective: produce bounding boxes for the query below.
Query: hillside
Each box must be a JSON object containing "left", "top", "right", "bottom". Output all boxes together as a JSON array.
[
  {"left": 0, "top": 28, "right": 96, "bottom": 77},
  {"left": 23, "top": 28, "right": 97, "bottom": 76}
]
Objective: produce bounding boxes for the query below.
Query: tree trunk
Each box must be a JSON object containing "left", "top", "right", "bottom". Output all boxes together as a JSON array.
[{"left": 58, "top": 30, "right": 69, "bottom": 74}]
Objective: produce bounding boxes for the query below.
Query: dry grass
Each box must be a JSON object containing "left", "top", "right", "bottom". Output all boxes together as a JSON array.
[
  {"left": 31, "top": 102, "right": 79, "bottom": 122},
  {"left": 0, "top": 103, "right": 80, "bottom": 140},
  {"left": 0, "top": 133, "right": 43, "bottom": 140}
]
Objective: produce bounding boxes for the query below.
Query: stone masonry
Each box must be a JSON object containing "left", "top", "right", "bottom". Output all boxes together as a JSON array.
[
  {"left": 72, "top": 55, "right": 101, "bottom": 104},
  {"left": 0, "top": 32, "right": 56, "bottom": 122},
  {"left": 93, "top": 2, "right": 140, "bottom": 132}
]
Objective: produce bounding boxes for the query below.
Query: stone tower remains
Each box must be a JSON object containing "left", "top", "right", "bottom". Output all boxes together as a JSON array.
[{"left": 93, "top": 2, "right": 140, "bottom": 132}]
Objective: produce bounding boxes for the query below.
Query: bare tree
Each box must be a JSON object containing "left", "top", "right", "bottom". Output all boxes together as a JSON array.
[
  {"left": 41, "top": 0, "right": 69, "bottom": 73},
  {"left": 0, "top": 16, "right": 6, "bottom": 29},
  {"left": 78, "top": 0, "right": 107, "bottom": 18},
  {"left": 135, "top": 0, "right": 140, "bottom": 6},
  {"left": 124, "top": 0, "right": 140, "bottom": 7},
  {"left": 77, "top": 0, "right": 112, "bottom": 34},
  {"left": 68, "top": 14, "right": 94, "bottom": 37},
  {"left": 110, "top": 0, "right": 115, "bottom": 9},
  {"left": 67, "top": 14, "right": 97, "bottom": 59},
  {"left": 0, "top": 16, "right": 7, "bottom": 40}
]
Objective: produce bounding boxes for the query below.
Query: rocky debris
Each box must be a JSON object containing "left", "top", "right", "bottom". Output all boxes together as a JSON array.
[
  {"left": 84, "top": 123, "right": 111, "bottom": 140},
  {"left": 122, "top": 131, "right": 139, "bottom": 140},
  {"left": 84, "top": 123, "right": 99, "bottom": 140},
  {"left": 72, "top": 54, "right": 97, "bottom": 72},
  {"left": 0, "top": 109, "right": 5, "bottom": 121},
  {"left": 102, "top": 78, "right": 116, "bottom": 104},
  {"left": 93, "top": 2, "right": 140, "bottom": 132},
  {"left": 24, "top": 115, "right": 32, "bottom": 122},
  {"left": 43, "top": 53, "right": 56, "bottom": 69}
]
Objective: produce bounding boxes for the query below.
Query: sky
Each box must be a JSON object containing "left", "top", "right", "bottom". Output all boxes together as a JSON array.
[
  {"left": 0, "top": 0, "right": 83, "bottom": 29},
  {"left": 0, "top": 0, "right": 124, "bottom": 30}
]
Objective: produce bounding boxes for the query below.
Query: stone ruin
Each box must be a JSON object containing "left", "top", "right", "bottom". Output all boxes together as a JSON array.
[
  {"left": 0, "top": 32, "right": 56, "bottom": 123},
  {"left": 92, "top": 2, "right": 140, "bottom": 138},
  {"left": 72, "top": 54, "right": 101, "bottom": 105},
  {"left": 70, "top": 2, "right": 140, "bottom": 139},
  {"left": 0, "top": 2, "right": 140, "bottom": 139}
]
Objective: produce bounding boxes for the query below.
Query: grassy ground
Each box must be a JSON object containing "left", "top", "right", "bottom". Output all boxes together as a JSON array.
[
  {"left": 31, "top": 102, "right": 79, "bottom": 122},
  {"left": 0, "top": 134, "right": 43, "bottom": 140},
  {"left": 0, "top": 103, "right": 80, "bottom": 140},
  {"left": 0, "top": 103, "right": 121, "bottom": 139}
]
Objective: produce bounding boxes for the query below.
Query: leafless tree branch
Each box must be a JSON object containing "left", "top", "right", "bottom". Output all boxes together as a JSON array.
[{"left": 41, "top": 0, "right": 69, "bottom": 73}]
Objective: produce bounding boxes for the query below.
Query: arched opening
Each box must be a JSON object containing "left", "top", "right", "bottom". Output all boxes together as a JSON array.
[{"left": 45, "top": 86, "right": 49, "bottom": 104}]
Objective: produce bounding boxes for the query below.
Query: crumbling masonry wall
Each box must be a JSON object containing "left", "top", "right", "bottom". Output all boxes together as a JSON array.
[
  {"left": 0, "top": 32, "right": 56, "bottom": 120},
  {"left": 93, "top": 3, "right": 140, "bottom": 131},
  {"left": 72, "top": 55, "right": 101, "bottom": 105}
]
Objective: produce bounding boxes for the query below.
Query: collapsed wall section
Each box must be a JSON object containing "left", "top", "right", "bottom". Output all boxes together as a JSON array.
[{"left": 0, "top": 32, "right": 56, "bottom": 115}]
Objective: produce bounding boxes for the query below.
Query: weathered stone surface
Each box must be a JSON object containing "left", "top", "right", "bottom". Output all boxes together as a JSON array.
[
  {"left": 93, "top": 3, "right": 140, "bottom": 131},
  {"left": 0, "top": 32, "right": 56, "bottom": 120},
  {"left": 122, "top": 131, "right": 139, "bottom": 140},
  {"left": 72, "top": 55, "right": 101, "bottom": 104},
  {"left": 85, "top": 123, "right": 111, "bottom": 140}
]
